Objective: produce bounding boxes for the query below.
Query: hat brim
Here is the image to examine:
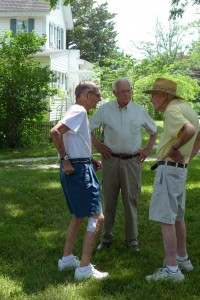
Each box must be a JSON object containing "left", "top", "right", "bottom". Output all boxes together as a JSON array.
[{"left": 143, "top": 89, "right": 183, "bottom": 100}]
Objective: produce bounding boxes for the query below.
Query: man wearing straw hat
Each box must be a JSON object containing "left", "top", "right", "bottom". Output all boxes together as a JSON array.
[{"left": 143, "top": 78, "right": 200, "bottom": 282}]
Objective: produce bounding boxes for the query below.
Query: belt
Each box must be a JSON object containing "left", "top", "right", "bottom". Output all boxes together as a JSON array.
[
  {"left": 69, "top": 158, "right": 91, "bottom": 164},
  {"left": 111, "top": 153, "right": 140, "bottom": 159},
  {"left": 151, "top": 160, "right": 188, "bottom": 171}
]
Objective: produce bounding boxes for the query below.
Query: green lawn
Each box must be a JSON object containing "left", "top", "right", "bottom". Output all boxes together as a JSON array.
[{"left": 0, "top": 151, "right": 200, "bottom": 299}]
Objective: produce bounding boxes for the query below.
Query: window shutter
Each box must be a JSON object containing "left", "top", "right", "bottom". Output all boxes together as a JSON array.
[
  {"left": 61, "top": 28, "right": 64, "bottom": 49},
  {"left": 28, "top": 18, "right": 34, "bottom": 32},
  {"left": 10, "top": 19, "right": 16, "bottom": 36}
]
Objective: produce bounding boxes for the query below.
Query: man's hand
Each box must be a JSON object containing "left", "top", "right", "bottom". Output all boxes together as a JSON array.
[
  {"left": 137, "top": 148, "right": 149, "bottom": 163},
  {"left": 162, "top": 147, "right": 185, "bottom": 163},
  {"left": 97, "top": 143, "right": 112, "bottom": 159},
  {"left": 62, "top": 160, "right": 75, "bottom": 175}
]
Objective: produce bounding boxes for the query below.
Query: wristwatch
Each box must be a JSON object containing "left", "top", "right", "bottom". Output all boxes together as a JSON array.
[{"left": 60, "top": 154, "right": 69, "bottom": 161}]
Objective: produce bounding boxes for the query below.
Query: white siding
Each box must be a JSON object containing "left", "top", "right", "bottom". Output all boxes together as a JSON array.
[
  {"left": 51, "top": 53, "right": 68, "bottom": 72},
  {"left": 0, "top": 18, "right": 9, "bottom": 32}
]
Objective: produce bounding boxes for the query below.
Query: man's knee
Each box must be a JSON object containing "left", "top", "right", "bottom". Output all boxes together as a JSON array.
[{"left": 87, "top": 214, "right": 104, "bottom": 233}]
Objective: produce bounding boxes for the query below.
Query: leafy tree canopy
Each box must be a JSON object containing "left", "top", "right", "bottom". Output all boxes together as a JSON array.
[
  {"left": 0, "top": 31, "right": 57, "bottom": 148},
  {"left": 170, "top": 0, "right": 200, "bottom": 19},
  {"left": 46, "top": 0, "right": 74, "bottom": 8},
  {"left": 66, "top": 0, "right": 118, "bottom": 65}
]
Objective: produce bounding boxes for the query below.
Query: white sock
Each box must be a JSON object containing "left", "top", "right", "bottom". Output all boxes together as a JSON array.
[
  {"left": 166, "top": 264, "right": 178, "bottom": 273},
  {"left": 62, "top": 254, "right": 74, "bottom": 263},
  {"left": 176, "top": 254, "right": 188, "bottom": 262},
  {"left": 78, "top": 264, "right": 91, "bottom": 273}
]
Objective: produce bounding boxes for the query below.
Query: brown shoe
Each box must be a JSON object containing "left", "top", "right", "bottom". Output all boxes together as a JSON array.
[
  {"left": 127, "top": 245, "right": 140, "bottom": 251},
  {"left": 97, "top": 242, "right": 111, "bottom": 250}
]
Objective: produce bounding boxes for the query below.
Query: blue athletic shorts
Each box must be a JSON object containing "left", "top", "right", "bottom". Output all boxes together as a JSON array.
[{"left": 60, "top": 158, "right": 102, "bottom": 219}]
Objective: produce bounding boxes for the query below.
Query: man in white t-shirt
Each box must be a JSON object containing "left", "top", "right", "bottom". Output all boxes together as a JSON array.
[{"left": 50, "top": 81, "right": 109, "bottom": 281}]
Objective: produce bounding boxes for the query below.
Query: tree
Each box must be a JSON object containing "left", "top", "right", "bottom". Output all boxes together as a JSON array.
[
  {"left": 46, "top": 0, "right": 74, "bottom": 8},
  {"left": 170, "top": 0, "right": 200, "bottom": 20},
  {"left": 127, "top": 19, "right": 196, "bottom": 84},
  {"left": 66, "top": 0, "right": 118, "bottom": 65},
  {"left": 0, "top": 31, "right": 57, "bottom": 148},
  {"left": 94, "top": 52, "right": 138, "bottom": 99},
  {"left": 130, "top": 20, "right": 194, "bottom": 64}
]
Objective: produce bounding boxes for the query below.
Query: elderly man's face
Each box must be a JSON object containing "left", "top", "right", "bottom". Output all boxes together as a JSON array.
[
  {"left": 85, "top": 88, "right": 101, "bottom": 110},
  {"left": 113, "top": 81, "right": 132, "bottom": 107},
  {"left": 150, "top": 92, "right": 168, "bottom": 112}
]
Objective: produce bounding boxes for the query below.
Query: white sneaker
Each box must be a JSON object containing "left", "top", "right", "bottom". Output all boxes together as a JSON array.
[
  {"left": 58, "top": 256, "right": 80, "bottom": 271},
  {"left": 146, "top": 266, "right": 185, "bottom": 282},
  {"left": 74, "top": 264, "right": 109, "bottom": 281},
  {"left": 177, "top": 258, "right": 193, "bottom": 272}
]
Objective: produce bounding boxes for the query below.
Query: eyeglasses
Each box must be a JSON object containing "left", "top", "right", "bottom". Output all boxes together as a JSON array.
[{"left": 118, "top": 89, "right": 132, "bottom": 94}]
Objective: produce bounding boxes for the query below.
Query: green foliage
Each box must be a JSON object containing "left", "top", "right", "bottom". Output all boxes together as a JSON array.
[
  {"left": 170, "top": 0, "right": 200, "bottom": 19},
  {"left": 0, "top": 31, "right": 57, "bottom": 148},
  {"left": 92, "top": 18, "right": 200, "bottom": 119},
  {"left": 134, "top": 73, "right": 200, "bottom": 118},
  {"left": 130, "top": 20, "right": 195, "bottom": 69},
  {"left": 46, "top": 0, "right": 74, "bottom": 8},
  {"left": 189, "top": 42, "right": 200, "bottom": 68},
  {"left": 94, "top": 53, "right": 138, "bottom": 99},
  {"left": 66, "top": 0, "right": 118, "bottom": 65}
]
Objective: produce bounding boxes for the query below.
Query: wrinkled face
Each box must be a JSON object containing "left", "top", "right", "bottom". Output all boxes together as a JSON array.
[
  {"left": 150, "top": 92, "right": 168, "bottom": 112},
  {"left": 113, "top": 81, "right": 132, "bottom": 107},
  {"left": 86, "top": 88, "right": 101, "bottom": 111}
]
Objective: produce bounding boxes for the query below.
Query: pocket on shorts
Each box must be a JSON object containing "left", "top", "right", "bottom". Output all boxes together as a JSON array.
[
  {"left": 155, "top": 166, "right": 163, "bottom": 184},
  {"left": 83, "top": 164, "right": 93, "bottom": 189}
]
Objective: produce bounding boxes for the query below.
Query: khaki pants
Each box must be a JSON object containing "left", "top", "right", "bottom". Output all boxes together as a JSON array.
[{"left": 101, "top": 156, "right": 141, "bottom": 246}]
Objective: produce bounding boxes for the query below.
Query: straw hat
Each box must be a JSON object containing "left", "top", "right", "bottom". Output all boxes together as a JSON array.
[{"left": 143, "top": 78, "right": 183, "bottom": 99}]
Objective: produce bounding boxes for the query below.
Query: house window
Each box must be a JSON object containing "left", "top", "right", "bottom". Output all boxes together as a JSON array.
[
  {"left": 49, "top": 23, "right": 54, "bottom": 47},
  {"left": 17, "top": 20, "right": 28, "bottom": 32},
  {"left": 52, "top": 72, "right": 65, "bottom": 91},
  {"left": 10, "top": 18, "right": 34, "bottom": 36},
  {"left": 54, "top": 26, "right": 57, "bottom": 48},
  {"left": 57, "top": 27, "right": 61, "bottom": 49},
  {"left": 49, "top": 23, "right": 64, "bottom": 49}
]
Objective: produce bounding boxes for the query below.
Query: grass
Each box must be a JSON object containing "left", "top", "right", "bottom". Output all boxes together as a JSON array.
[
  {"left": 1, "top": 121, "right": 200, "bottom": 299},
  {"left": 0, "top": 147, "right": 200, "bottom": 299},
  {"left": 0, "top": 144, "right": 57, "bottom": 160}
]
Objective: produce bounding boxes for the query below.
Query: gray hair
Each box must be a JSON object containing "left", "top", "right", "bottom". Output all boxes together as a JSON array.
[
  {"left": 75, "top": 80, "right": 99, "bottom": 99},
  {"left": 112, "top": 78, "right": 132, "bottom": 92}
]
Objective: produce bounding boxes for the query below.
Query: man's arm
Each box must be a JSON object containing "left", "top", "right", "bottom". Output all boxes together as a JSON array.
[
  {"left": 91, "top": 132, "right": 112, "bottom": 159},
  {"left": 190, "top": 132, "right": 200, "bottom": 160},
  {"left": 139, "top": 130, "right": 158, "bottom": 162},
  {"left": 50, "top": 123, "right": 74, "bottom": 174},
  {"left": 162, "top": 122, "right": 196, "bottom": 163}
]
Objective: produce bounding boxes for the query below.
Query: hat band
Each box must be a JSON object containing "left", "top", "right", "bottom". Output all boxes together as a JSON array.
[{"left": 154, "top": 85, "right": 177, "bottom": 95}]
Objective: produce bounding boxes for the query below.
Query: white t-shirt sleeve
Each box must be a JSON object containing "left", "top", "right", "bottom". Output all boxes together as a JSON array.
[{"left": 61, "top": 106, "right": 85, "bottom": 134}]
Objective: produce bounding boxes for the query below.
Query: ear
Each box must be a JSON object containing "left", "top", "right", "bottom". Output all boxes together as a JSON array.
[{"left": 113, "top": 91, "right": 117, "bottom": 97}]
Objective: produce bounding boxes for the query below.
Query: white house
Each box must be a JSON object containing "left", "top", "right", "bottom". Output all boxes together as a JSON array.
[{"left": 0, "top": 0, "right": 94, "bottom": 123}]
